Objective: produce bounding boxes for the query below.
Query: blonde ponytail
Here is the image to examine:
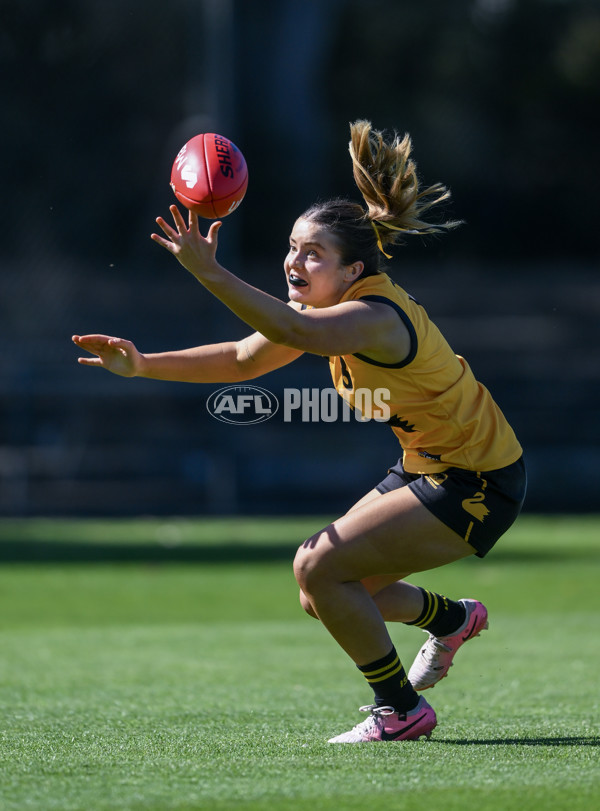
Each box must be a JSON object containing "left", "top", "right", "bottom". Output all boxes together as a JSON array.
[{"left": 349, "top": 120, "right": 463, "bottom": 255}]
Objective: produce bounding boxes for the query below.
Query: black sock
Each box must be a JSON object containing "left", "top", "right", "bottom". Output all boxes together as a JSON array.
[
  {"left": 405, "top": 588, "right": 467, "bottom": 638},
  {"left": 357, "top": 646, "right": 419, "bottom": 714}
]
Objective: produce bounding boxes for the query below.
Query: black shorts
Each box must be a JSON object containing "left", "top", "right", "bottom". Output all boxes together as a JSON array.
[{"left": 375, "top": 456, "right": 527, "bottom": 558}]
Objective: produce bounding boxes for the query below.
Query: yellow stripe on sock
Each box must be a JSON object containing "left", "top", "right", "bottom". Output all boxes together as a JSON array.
[
  {"left": 365, "top": 661, "right": 404, "bottom": 683},
  {"left": 361, "top": 655, "right": 400, "bottom": 679},
  {"left": 417, "top": 591, "right": 438, "bottom": 628}
]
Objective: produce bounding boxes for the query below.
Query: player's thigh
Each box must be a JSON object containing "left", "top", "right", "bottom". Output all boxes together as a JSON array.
[
  {"left": 346, "top": 490, "right": 411, "bottom": 592},
  {"left": 294, "top": 486, "right": 476, "bottom": 587}
]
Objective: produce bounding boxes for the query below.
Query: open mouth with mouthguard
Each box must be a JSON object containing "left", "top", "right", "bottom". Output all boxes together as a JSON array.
[{"left": 289, "top": 272, "right": 308, "bottom": 287}]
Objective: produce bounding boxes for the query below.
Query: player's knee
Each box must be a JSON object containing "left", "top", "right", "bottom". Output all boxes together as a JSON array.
[
  {"left": 299, "top": 589, "right": 319, "bottom": 619},
  {"left": 293, "top": 543, "right": 332, "bottom": 595},
  {"left": 293, "top": 544, "right": 319, "bottom": 593}
]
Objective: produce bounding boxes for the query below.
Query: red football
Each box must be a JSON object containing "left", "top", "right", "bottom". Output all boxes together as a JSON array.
[{"left": 170, "top": 133, "right": 248, "bottom": 219}]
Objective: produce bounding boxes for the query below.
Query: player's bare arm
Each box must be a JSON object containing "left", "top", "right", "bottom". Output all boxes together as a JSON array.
[
  {"left": 151, "top": 206, "right": 410, "bottom": 363},
  {"left": 72, "top": 327, "right": 302, "bottom": 384}
]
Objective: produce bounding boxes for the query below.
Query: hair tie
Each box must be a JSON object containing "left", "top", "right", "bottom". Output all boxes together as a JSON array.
[
  {"left": 370, "top": 221, "right": 393, "bottom": 259},
  {"left": 371, "top": 220, "right": 423, "bottom": 259}
]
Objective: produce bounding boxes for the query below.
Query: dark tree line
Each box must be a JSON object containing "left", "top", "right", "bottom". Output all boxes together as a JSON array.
[{"left": 2, "top": 0, "right": 598, "bottom": 267}]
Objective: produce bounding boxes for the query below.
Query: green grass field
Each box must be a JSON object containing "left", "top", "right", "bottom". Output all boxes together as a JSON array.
[{"left": 0, "top": 515, "right": 598, "bottom": 811}]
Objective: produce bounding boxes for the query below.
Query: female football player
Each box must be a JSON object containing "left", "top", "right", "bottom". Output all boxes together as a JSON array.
[{"left": 73, "top": 121, "right": 526, "bottom": 743}]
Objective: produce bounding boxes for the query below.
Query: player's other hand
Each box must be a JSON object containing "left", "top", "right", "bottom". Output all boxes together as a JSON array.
[{"left": 72, "top": 334, "right": 142, "bottom": 378}]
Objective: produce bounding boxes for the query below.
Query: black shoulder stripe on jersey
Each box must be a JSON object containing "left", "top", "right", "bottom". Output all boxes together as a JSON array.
[{"left": 352, "top": 295, "right": 418, "bottom": 368}]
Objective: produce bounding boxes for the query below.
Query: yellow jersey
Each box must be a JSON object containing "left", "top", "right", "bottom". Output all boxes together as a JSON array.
[{"left": 328, "top": 273, "right": 522, "bottom": 474}]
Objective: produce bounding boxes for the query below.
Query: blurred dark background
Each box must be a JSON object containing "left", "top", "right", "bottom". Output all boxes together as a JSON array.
[{"left": 1, "top": 0, "right": 599, "bottom": 517}]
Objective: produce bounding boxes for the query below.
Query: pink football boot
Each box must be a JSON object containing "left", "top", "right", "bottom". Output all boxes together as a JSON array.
[
  {"left": 328, "top": 696, "right": 437, "bottom": 743},
  {"left": 408, "top": 599, "right": 489, "bottom": 691}
]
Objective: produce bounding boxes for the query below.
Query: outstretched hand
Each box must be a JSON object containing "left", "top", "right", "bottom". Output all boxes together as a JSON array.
[
  {"left": 151, "top": 205, "right": 222, "bottom": 277},
  {"left": 72, "top": 334, "right": 142, "bottom": 377}
]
